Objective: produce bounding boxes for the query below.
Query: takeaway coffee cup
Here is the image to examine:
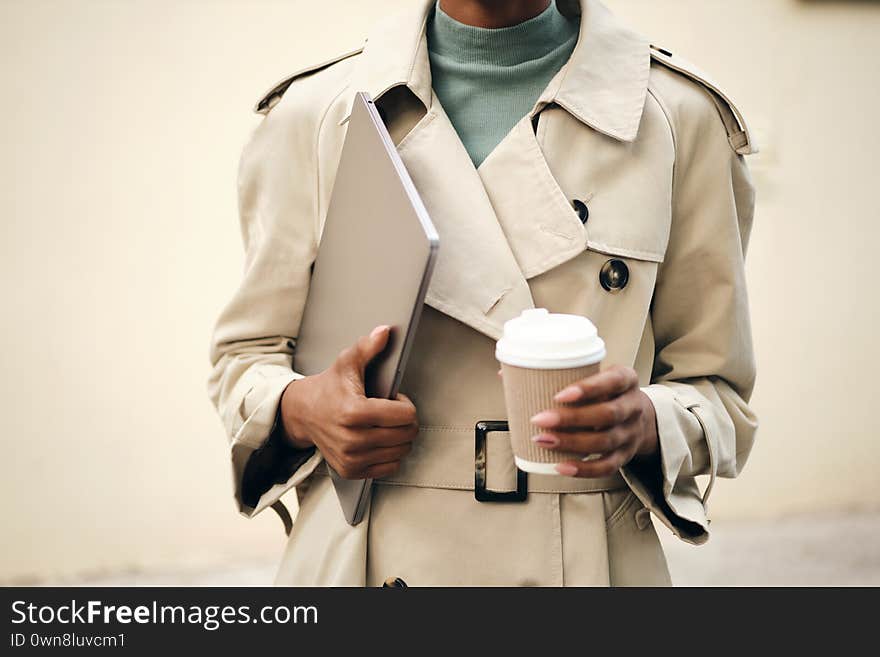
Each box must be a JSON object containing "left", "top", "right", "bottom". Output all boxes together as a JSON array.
[{"left": 496, "top": 308, "right": 606, "bottom": 475}]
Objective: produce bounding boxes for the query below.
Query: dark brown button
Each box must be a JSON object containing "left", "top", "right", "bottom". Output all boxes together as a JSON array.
[
  {"left": 572, "top": 199, "right": 589, "bottom": 223},
  {"left": 382, "top": 577, "right": 408, "bottom": 588},
  {"left": 599, "top": 259, "right": 629, "bottom": 293}
]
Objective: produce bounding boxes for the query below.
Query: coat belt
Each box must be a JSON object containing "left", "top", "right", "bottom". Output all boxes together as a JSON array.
[{"left": 313, "top": 425, "right": 626, "bottom": 494}]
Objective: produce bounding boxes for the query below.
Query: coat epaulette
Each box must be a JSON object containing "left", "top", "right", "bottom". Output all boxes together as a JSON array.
[
  {"left": 253, "top": 42, "right": 365, "bottom": 115},
  {"left": 649, "top": 45, "right": 757, "bottom": 155}
]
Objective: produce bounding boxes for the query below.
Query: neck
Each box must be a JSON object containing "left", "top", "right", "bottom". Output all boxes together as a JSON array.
[{"left": 437, "top": 0, "right": 552, "bottom": 28}]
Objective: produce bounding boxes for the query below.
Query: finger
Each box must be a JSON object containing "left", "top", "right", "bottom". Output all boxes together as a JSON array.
[
  {"left": 531, "top": 395, "right": 642, "bottom": 431},
  {"left": 532, "top": 420, "right": 636, "bottom": 455},
  {"left": 362, "top": 460, "right": 403, "bottom": 480},
  {"left": 553, "top": 365, "right": 639, "bottom": 404},
  {"left": 332, "top": 440, "right": 412, "bottom": 478},
  {"left": 354, "top": 396, "right": 418, "bottom": 427},
  {"left": 345, "top": 325, "right": 391, "bottom": 373},
  {"left": 359, "top": 443, "right": 413, "bottom": 466},
  {"left": 355, "top": 425, "right": 419, "bottom": 450},
  {"left": 554, "top": 447, "right": 633, "bottom": 479}
]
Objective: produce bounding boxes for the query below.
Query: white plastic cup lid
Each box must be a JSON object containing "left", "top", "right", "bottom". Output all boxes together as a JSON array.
[{"left": 495, "top": 308, "right": 605, "bottom": 369}]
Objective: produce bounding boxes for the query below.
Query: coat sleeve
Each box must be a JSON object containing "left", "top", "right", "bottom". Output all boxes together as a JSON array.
[
  {"left": 621, "top": 84, "right": 758, "bottom": 545},
  {"left": 207, "top": 88, "right": 328, "bottom": 518}
]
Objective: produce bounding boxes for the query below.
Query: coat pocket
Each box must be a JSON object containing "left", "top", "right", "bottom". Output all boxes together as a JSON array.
[{"left": 604, "top": 488, "right": 640, "bottom": 529}]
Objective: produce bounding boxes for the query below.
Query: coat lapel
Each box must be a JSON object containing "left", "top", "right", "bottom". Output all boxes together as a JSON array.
[
  {"left": 477, "top": 110, "right": 588, "bottom": 280},
  {"left": 394, "top": 95, "right": 536, "bottom": 340}
]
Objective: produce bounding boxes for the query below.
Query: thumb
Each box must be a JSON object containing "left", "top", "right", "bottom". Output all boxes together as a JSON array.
[{"left": 353, "top": 325, "right": 391, "bottom": 374}]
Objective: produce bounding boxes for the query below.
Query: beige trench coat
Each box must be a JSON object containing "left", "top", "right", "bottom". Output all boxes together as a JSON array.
[{"left": 208, "top": 0, "right": 758, "bottom": 586}]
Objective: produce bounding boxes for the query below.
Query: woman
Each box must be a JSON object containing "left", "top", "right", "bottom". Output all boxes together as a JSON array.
[{"left": 208, "top": 0, "right": 757, "bottom": 586}]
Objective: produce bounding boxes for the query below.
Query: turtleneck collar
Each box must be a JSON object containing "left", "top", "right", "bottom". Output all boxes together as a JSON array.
[{"left": 428, "top": 1, "right": 577, "bottom": 67}]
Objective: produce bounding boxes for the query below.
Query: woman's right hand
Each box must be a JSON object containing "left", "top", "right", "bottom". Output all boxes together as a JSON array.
[{"left": 277, "top": 325, "right": 419, "bottom": 480}]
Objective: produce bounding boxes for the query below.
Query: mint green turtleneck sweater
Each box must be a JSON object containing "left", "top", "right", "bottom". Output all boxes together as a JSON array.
[{"left": 426, "top": 1, "right": 580, "bottom": 168}]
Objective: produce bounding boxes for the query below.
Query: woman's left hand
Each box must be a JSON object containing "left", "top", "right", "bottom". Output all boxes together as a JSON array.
[{"left": 529, "top": 365, "right": 659, "bottom": 478}]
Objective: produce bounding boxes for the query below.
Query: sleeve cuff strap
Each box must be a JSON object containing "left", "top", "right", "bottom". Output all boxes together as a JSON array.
[{"left": 621, "top": 384, "right": 711, "bottom": 544}]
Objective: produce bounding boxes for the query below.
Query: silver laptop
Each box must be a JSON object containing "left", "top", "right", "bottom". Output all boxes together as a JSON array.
[{"left": 292, "top": 91, "right": 439, "bottom": 526}]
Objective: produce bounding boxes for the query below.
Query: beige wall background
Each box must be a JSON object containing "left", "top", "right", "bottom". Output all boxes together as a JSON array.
[{"left": 1, "top": 0, "right": 878, "bottom": 581}]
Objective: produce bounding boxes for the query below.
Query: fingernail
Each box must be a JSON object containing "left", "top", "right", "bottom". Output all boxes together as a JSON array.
[
  {"left": 531, "top": 434, "right": 559, "bottom": 447},
  {"left": 371, "top": 325, "right": 389, "bottom": 338},
  {"left": 554, "top": 386, "right": 582, "bottom": 403},
  {"left": 556, "top": 463, "right": 578, "bottom": 477},
  {"left": 530, "top": 410, "right": 560, "bottom": 427}
]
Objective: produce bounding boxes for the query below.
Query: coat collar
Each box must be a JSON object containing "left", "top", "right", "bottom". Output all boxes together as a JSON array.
[{"left": 339, "top": 0, "right": 650, "bottom": 143}]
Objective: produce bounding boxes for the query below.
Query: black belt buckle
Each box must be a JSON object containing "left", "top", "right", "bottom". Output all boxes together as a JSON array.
[{"left": 474, "top": 421, "right": 528, "bottom": 502}]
